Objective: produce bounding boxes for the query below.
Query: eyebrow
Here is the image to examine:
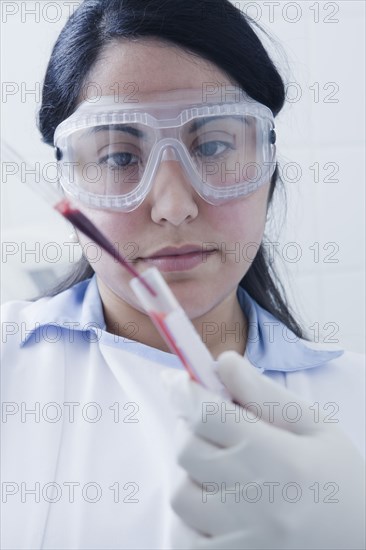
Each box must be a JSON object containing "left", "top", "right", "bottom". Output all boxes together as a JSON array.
[
  {"left": 87, "top": 124, "right": 146, "bottom": 138},
  {"left": 85, "top": 115, "right": 249, "bottom": 138},
  {"left": 188, "top": 115, "right": 247, "bottom": 133}
]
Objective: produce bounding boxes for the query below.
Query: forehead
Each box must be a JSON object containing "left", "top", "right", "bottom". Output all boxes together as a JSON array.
[{"left": 82, "top": 38, "right": 236, "bottom": 102}]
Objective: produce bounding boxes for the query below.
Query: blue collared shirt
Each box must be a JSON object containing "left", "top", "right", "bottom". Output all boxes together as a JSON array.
[{"left": 19, "top": 274, "right": 343, "bottom": 372}]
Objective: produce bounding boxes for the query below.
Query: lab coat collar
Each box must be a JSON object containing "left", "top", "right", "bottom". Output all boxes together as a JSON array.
[{"left": 20, "top": 275, "right": 344, "bottom": 372}]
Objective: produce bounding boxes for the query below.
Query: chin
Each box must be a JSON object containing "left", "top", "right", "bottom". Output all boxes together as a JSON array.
[{"left": 165, "top": 279, "right": 221, "bottom": 319}]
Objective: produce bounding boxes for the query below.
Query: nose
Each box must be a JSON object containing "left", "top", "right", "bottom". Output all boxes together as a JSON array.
[{"left": 149, "top": 147, "right": 199, "bottom": 226}]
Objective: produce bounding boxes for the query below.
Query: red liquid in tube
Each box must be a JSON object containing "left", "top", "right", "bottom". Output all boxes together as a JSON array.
[{"left": 55, "top": 198, "right": 156, "bottom": 297}]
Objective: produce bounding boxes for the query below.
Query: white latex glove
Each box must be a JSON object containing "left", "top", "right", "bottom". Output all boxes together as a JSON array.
[{"left": 161, "top": 351, "right": 365, "bottom": 550}]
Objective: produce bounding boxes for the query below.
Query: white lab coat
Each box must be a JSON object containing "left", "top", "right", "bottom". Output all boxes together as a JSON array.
[{"left": 1, "top": 276, "right": 365, "bottom": 549}]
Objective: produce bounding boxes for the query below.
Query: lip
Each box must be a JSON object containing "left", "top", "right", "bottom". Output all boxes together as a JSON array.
[
  {"left": 142, "top": 245, "right": 216, "bottom": 258},
  {"left": 138, "top": 245, "right": 217, "bottom": 272}
]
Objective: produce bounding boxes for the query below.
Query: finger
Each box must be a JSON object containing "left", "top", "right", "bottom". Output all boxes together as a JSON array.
[
  {"left": 161, "top": 368, "right": 224, "bottom": 423},
  {"left": 171, "top": 476, "right": 215, "bottom": 537},
  {"left": 176, "top": 427, "right": 234, "bottom": 484},
  {"left": 171, "top": 475, "right": 253, "bottom": 538},
  {"left": 193, "top": 531, "right": 250, "bottom": 550},
  {"left": 193, "top": 529, "right": 284, "bottom": 550},
  {"left": 178, "top": 418, "right": 305, "bottom": 483},
  {"left": 217, "top": 351, "right": 322, "bottom": 434},
  {"left": 162, "top": 365, "right": 300, "bottom": 450},
  {"left": 171, "top": 474, "right": 285, "bottom": 541},
  {"left": 166, "top": 511, "right": 207, "bottom": 549}
]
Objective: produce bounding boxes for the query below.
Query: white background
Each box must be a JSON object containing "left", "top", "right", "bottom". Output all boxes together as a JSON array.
[{"left": 1, "top": 1, "right": 365, "bottom": 352}]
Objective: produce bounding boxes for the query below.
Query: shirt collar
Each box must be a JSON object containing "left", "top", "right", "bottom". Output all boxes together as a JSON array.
[
  {"left": 20, "top": 275, "right": 343, "bottom": 372},
  {"left": 236, "top": 286, "right": 344, "bottom": 372}
]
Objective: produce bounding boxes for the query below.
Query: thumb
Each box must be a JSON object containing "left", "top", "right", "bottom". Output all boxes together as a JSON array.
[
  {"left": 216, "top": 351, "right": 319, "bottom": 434},
  {"left": 160, "top": 368, "right": 225, "bottom": 424}
]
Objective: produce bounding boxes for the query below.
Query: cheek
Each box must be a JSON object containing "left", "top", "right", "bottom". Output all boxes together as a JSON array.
[
  {"left": 206, "top": 188, "right": 269, "bottom": 274},
  {"left": 75, "top": 207, "right": 145, "bottom": 254},
  {"left": 212, "top": 191, "right": 269, "bottom": 246},
  {"left": 74, "top": 207, "right": 148, "bottom": 292}
]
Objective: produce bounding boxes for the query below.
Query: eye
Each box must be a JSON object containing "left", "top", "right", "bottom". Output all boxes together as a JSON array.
[
  {"left": 99, "top": 152, "right": 139, "bottom": 169},
  {"left": 193, "top": 141, "right": 233, "bottom": 158}
]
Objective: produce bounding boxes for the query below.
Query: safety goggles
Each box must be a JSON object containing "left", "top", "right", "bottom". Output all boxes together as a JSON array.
[{"left": 54, "top": 89, "right": 276, "bottom": 211}]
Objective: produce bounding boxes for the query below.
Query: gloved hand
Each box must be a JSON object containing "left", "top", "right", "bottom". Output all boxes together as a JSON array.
[{"left": 161, "top": 351, "right": 365, "bottom": 550}]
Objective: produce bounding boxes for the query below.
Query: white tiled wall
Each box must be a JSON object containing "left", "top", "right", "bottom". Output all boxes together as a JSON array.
[{"left": 1, "top": 1, "right": 365, "bottom": 352}]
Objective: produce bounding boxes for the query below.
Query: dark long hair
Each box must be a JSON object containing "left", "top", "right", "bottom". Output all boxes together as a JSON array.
[{"left": 38, "top": 0, "right": 308, "bottom": 339}]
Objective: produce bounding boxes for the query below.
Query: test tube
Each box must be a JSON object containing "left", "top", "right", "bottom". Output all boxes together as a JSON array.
[{"left": 130, "top": 267, "right": 230, "bottom": 397}]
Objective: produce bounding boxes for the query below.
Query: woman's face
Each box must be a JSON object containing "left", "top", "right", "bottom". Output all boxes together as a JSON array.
[{"left": 75, "top": 38, "right": 271, "bottom": 319}]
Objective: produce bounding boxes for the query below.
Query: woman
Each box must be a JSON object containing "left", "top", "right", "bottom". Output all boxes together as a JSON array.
[{"left": 1, "top": 1, "right": 364, "bottom": 549}]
